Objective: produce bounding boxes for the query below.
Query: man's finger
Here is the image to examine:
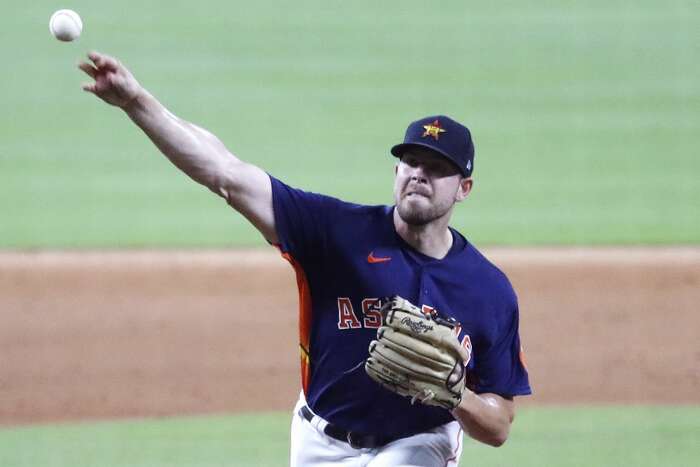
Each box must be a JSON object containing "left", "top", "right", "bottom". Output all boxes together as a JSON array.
[
  {"left": 78, "top": 62, "right": 97, "bottom": 79},
  {"left": 81, "top": 82, "right": 97, "bottom": 94},
  {"left": 88, "top": 51, "right": 119, "bottom": 71},
  {"left": 87, "top": 50, "right": 103, "bottom": 63},
  {"left": 87, "top": 51, "right": 102, "bottom": 66}
]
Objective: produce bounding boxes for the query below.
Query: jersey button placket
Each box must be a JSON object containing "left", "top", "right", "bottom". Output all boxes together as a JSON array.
[{"left": 418, "top": 266, "right": 429, "bottom": 304}]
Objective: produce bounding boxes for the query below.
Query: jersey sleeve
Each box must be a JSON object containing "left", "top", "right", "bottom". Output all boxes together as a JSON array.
[
  {"left": 473, "top": 288, "right": 532, "bottom": 397},
  {"left": 269, "top": 175, "right": 337, "bottom": 265}
]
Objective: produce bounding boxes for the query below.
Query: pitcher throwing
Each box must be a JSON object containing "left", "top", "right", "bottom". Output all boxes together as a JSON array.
[{"left": 79, "top": 51, "right": 531, "bottom": 466}]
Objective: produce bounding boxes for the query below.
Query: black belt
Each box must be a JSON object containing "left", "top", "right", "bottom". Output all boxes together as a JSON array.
[{"left": 298, "top": 405, "right": 402, "bottom": 449}]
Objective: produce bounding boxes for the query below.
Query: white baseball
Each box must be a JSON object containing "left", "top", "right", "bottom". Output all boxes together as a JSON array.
[{"left": 49, "top": 9, "right": 83, "bottom": 42}]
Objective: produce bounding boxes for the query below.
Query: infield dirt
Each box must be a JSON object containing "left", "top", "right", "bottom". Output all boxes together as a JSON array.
[{"left": 1, "top": 248, "right": 698, "bottom": 425}]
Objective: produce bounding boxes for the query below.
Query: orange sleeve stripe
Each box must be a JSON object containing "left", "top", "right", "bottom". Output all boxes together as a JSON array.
[
  {"left": 279, "top": 249, "right": 313, "bottom": 395},
  {"left": 519, "top": 345, "right": 528, "bottom": 371}
]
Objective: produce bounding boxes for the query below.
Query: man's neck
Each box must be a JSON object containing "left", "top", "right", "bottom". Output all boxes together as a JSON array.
[{"left": 393, "top": 208, "right": 453, "bottom": 259}]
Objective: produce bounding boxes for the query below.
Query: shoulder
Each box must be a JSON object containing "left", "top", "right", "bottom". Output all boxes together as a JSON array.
[
  {"left": 270, "top": 175, "right": 380, "bottom": 210},
  {"left": 458, "top": 241, "right": 518, "bottom": 307},
  {"left": 468, "top": 245, "right": 513, "bottom": 286}
]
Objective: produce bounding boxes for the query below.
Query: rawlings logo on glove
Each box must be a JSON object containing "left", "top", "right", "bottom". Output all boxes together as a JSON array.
[
  {"left": 364, "top": 295, "right": 470, "bottom": 410},
  {"left": 400, "top": 316, "right": 434, "bottom": 334}
]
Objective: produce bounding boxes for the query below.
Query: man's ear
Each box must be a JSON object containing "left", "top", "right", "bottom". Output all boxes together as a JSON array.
[{"left": 455, "top": 177, "right": 473, "bottom": 202}]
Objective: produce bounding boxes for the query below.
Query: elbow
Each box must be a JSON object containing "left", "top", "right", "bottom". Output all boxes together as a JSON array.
[
  {"left": 209, "top": 159, "right": 244, "bottom": 201},
  {"left": 487, "top": 433, "right": 509, "bottom": 448},
  {"left": 472, "top": 426, "right": 510, "bottom": 448},
  {"left": 489, "top": 419, "right": 513, "bottom": 447},
  {"left": 456, "top": 392, "right": 515, "bottom": 448},
  {"left": 492, "top": 420, "right": 515, "bottom": 446}
]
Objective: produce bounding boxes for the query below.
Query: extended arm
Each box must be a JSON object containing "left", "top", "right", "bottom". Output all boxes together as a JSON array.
[
  {"left": 78, "top": 51, "right": 277, "bottom": 243},
  {"left": 451, "top": 391, "right": 515, "bottom": 447}
]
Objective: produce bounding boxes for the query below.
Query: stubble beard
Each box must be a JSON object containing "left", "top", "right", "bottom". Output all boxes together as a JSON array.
[{"left": 396, "top": 196, "right": 452, "bottom": 226}]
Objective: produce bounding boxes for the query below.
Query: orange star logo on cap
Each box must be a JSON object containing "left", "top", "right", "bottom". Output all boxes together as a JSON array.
[{"left": 421, "top": 120, "right": 446, "bottom": 140}]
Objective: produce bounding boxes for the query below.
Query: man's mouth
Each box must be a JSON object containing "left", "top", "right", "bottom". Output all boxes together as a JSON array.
[{"left": 404, "top": 188, "right": 430, "bottom": 198}]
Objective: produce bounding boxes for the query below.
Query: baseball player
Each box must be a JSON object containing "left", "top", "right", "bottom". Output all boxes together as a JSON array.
[{"left": 79, "top": 51, "right": 531, "bottom": 466}]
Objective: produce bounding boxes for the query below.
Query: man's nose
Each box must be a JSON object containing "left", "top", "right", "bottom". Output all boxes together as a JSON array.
[{"left": 408, "top": 164, "right": 428, "bottom": 182}]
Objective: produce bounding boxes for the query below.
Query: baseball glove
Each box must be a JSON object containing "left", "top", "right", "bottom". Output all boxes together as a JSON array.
[{"left": 365, "top": 296, "right": 470, "bottom": 410}]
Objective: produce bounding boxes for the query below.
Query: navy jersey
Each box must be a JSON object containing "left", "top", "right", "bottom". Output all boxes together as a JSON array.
[{"left": 271, "top": 176, "right": 531, "bottom": 438}]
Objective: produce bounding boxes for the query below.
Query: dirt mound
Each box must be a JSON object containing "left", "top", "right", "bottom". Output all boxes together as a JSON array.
[{"left": 1, "top": 248, "right": 698, "bottom": 425}]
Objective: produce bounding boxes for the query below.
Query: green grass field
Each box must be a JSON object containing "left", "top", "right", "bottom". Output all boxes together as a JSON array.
[
  {"left": 1, "top": 406, "right": 698, "bottom": 467},
  {"left": 1, "top": 0, "right": 698, "bottom": 247}
]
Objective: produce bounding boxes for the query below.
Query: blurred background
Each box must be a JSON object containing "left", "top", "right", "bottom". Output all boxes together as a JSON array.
[
  {"left": 0, "top": 1, "right": 698, "bottom": 466},
  {"left": 2, "top": 0, "right": 697, "bottom": 247}
]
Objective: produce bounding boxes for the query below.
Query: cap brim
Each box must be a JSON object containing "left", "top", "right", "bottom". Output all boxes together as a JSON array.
[{"left": 390, "top": 142, "right": 469, "bottom": 177}]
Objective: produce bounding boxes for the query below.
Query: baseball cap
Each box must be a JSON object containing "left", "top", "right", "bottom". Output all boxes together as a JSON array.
[{"left": 391, "top": 115, "right": 475, "bottom": 177}]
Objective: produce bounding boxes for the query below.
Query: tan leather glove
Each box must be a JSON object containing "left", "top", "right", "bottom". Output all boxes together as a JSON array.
[{"left": 365, "top": 296, "right": 469, "bottom": 410}]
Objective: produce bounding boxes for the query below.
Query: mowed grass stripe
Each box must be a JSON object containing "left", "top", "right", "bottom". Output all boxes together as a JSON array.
[
  {"left": 1, "top": 406, "right": 698, "bottom": 467},
  {"left": 1, "top": 1, "right": 697, "bottom": 246}
]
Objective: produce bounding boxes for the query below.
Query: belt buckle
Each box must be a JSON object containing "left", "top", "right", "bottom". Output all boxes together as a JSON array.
[
  {"left": 347, "top": 432, "right": 369, "bottom": 449},
  {"left": 347, "top": 432, "right": 383, "bottom": 449}
]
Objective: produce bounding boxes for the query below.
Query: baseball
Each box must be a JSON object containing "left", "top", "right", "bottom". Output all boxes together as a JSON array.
[{"left": 49, "top": 9, "right": 83, "bottom": 42}]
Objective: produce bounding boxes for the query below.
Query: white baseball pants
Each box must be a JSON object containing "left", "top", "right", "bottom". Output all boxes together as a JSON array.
[{"left": 289, "top": 393, "right": 464, "bottom": 467}]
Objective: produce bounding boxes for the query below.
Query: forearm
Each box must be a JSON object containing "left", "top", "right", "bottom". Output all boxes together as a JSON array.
[
  {"left": 451, "top": 391, "right": 514, "bottom": 447},
  {"left": 123, "top": 90, "right": 236, "bottom": 197},
  {"left": 80, "top": 51, "right": 277, "bottom": 241}
]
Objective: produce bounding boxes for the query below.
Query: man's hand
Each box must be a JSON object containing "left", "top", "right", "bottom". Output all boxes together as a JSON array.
[{"left": 78, "top": 51, "right": 142, "bottom": 108}]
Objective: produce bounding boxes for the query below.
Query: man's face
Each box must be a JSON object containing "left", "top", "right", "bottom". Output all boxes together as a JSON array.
[{"left": 393, "top": 148, "right": 470, "bottom": 226}]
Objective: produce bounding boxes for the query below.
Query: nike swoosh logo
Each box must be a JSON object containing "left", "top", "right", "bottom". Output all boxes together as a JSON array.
[{"left": 367, "top": 251, "right": 392, "bottom": 264}]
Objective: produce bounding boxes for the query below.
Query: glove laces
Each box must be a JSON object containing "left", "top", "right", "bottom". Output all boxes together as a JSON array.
[{"left": 410, "top": 388, "right": 436, "bottom": 405}]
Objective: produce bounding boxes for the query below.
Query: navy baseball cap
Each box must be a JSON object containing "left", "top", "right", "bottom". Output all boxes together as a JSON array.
[{"left": 391, "top": 115, "right": 475, "bottom": 177}]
